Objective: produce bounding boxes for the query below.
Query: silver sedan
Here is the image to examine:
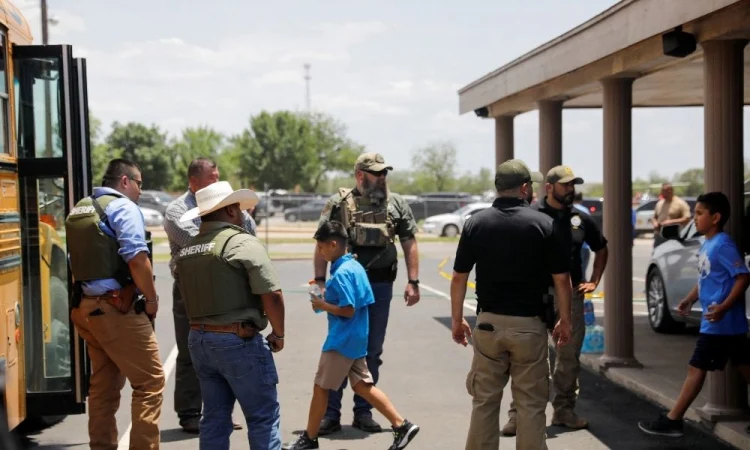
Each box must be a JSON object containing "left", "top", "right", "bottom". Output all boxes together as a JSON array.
[{"left": 645, "top": 220, "right": 750, "bottom": 333}]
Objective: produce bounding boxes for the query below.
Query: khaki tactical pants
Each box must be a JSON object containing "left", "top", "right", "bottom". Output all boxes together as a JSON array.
[
  {"left": 507, "top": 291, "right": 586, "bottom": 421},
  {"left": 465, "top": 313, "right": 549, "bottom": 450},
  {"left": 71, "top": 298, "right": 165, "bottom": 450}
]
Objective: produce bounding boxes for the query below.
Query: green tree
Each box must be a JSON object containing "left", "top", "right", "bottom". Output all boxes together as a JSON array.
[
  {"left": 89, "top": 113, "right": 120, "bottom": 186},
  {"left": 455, "top": 167, "right": 493, "bottom": 194},
  {"left": 106, "top": 122, "right": 173, "bottom": 190},
  {"left": 675, "top": 168, "right": 704, "bottom": 196},
  {"left": 169, "top": 126, "right": 225, "bottom": 190},
  {"left": 411, "top": 141, "right": 458, "bottom": 192},
  {"left": 227, "top": 111, "right": 362, "bottom": 191}
]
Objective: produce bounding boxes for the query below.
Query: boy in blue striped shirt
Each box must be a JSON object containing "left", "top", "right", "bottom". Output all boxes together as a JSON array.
[{"left": 284, "top": 221, "right": 419, "bottom": 450}]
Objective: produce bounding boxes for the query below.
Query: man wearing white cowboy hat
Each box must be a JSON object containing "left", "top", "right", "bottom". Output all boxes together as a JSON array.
[{"left": 175, "top": 181, "right": 286, "bottom": 450}]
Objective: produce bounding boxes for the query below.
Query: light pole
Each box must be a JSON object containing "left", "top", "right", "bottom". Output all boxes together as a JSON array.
[{"left": 304, "top": 63, "right": 311, "bottom": 112}]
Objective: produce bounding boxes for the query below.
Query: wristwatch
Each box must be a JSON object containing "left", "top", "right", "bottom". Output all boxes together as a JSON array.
[
  {"left": 314, "top": 276, "right": 326, "bottom": 282},
  {"left": 408, "top": 279, "right": 420, "bottom": 286}
]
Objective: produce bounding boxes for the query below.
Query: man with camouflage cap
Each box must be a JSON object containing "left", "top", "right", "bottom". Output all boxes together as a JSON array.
[
  {"left": 503, "top": 164, "right": 609, "bottom": 436},
  {"left": 313, "top": 152, "right": 420, "bottom": 435},
  {"left": 452, "top": 159, "right": 572, "bottom": 450}
]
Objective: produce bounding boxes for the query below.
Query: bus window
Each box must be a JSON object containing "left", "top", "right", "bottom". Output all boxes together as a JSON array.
[
  {"left": 21, "top": 176, "right": 71, "bottom": 393},
  {"left": 14, "top": 57, "right": 62, "bottom": 159}
]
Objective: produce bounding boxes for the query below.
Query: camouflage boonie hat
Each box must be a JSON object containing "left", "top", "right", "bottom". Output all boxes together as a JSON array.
[
  {"left": 354, "top": 152, "right": 393, "bottom": 172},
  {"left": 546, "top": 165, "right": 584, "bottom": 185},
  {"left": 495, "top": 159, "right": 543, "bottom": 191}
]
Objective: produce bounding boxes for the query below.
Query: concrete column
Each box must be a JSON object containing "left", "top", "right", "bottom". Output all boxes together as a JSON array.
[
  {"left": 495, "top": 115, "right": 514, "bottom": 166},
  {"left": 600, "top": 76, "right": 641, "bottom": 369},
  {"left": 698, "top": 39, "right": 749, "bottom": 422},
  {"left": 538, "top": 100, "right": 563, "bottom": 195}
]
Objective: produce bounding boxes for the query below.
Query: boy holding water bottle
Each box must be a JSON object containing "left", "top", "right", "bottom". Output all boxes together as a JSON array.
[
  {"left": 639, "top": 192, "right": 750, "bottom": 438},
  {"left": 283, "top": 221, "right": 419, "bottom": 450}
]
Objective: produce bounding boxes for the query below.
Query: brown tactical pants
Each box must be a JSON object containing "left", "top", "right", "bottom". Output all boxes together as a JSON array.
[
  {"left": 507, "top": 291, "right": 586, "bottom": 420},
  {"left": 465, "top": 313, "right": 549, "bottom": 450},
  {"left": 71, "top": 298, "right": 165, "bottom": 450}
]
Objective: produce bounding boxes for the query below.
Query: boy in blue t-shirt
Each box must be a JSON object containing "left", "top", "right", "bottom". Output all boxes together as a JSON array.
[
  {"left": 639, "top": 192, "right": 750, "bottom": 438},
  {"left": 284, "top": 221, "right": 419, "bottom": 450}
]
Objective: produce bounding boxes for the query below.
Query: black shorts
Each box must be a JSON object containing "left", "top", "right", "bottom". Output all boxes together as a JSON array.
[{"left": 689, "top": 334, "right": 750, "bottom": 371}]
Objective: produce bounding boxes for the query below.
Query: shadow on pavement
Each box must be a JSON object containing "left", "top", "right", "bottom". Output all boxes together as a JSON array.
[
  {"left": 289, "top": 425, "right": 382, "bottom": 442},
  {"left": 160, "top": 428, "right": 199, "bottom": 443},
  {"left": 433, "top": 315, "right": 734, "bottom": 450}
]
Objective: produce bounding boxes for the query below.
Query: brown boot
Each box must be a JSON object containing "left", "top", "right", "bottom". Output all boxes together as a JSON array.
[
  {"left": 501, "top": 416, "right": 516, "bottom": 436},
  {"left": 551, "top": 411, "right": 589, "bottom": 429}
]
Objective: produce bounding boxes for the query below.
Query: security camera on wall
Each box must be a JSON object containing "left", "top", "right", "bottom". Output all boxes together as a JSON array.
[{"left": 662, "top": 26, "right": 696, "bottom": 58}]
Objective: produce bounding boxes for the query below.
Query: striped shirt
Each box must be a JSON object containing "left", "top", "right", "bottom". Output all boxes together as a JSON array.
[{"left": 163, "top": 189, "right": 257, "bottom": 275}]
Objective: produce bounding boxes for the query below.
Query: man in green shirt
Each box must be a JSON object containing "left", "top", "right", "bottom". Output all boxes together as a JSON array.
[
  {"left": 176, "top": 181, "right": 286, "bottom": 449},
  {"left": 313, "top": 152, "right": 421, "bottom": 435}
]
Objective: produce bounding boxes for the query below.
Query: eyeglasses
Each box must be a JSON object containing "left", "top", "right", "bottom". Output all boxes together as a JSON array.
[
  {"left": 129, "top": 177, "right": 143, "bottom": 189},
  {"left": 364, "top": 169, "right": 388, "bottom": 178}
]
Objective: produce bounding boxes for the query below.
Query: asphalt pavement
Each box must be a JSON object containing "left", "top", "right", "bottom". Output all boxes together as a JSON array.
[{"left": 16, "top": 239, "right": 735, "bottom": 449}]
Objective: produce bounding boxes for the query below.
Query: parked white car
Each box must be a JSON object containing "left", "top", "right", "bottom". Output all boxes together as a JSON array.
[
  {"left": 140, "top": 206, "right": 164, "bottom": 227},
  {"left": 421, "top": 202, "right": 492, "bottom": 237}
]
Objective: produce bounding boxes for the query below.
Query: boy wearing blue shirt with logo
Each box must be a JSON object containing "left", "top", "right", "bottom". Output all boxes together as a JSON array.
[
  {"left": 284, "top": 221, "right": 419, "bottom": 450},
  {"left": 639, "top": 192, "right": 750, "bottom": 438}
]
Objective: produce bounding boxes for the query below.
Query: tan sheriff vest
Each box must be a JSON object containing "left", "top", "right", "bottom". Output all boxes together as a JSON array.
[
  {"left": 64, "top": 193, "right": 131, "bottom": 283},
  {"left": 338, "top": 188, "right": 395, "bottom": 249},
  {"left": 176, "top": 225, "right": 264, "bottom": 320}
]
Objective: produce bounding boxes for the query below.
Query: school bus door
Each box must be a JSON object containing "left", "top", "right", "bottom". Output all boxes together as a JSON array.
[{"left": 13, "top": 44, "right": 91, "bottom": 421}]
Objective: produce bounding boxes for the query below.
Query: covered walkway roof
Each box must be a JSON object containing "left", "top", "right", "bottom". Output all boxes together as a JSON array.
[
  {"left": 458, "top": 0, "right": 750, "bottom": 116},
  {"left": 457, "top": 1, "right": 750, "bottom": 446}
]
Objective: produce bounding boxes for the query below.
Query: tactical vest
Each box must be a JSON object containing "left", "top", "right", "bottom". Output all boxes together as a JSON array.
[
  {"left": 338, "top": 188, "right": 395, "bottom": 249},
  {"left": 64, "top": 194, "right": 131, "bottom": 283},
  {"left": 176, "top": 225, "right": 264, "bottom": 320}
]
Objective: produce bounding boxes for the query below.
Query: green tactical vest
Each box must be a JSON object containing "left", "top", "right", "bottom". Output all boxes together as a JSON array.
[
  {"left": 64, "top": 194, "right": 131, "bottom": 283},
  {"left": 176, "top": 225, "right": 264, "bottom": 320}
]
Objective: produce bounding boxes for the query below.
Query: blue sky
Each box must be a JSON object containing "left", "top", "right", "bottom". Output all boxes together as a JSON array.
[{"left": 17, "top": 0, "right": 744, "bottom": 183}]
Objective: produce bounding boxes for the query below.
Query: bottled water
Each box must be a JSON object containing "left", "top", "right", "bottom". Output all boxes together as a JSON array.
[
  {"left": 581, "top": 325, "right": 604, "bottom": 354},
  {"left": 583, "top": 299, "right": 596, "bottom": 326},
  {"left": 308, "top": 281, "right": 324, "bottom": 314}
]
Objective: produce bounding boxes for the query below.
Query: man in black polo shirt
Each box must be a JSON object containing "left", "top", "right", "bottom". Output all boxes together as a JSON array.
[
  {"left": 504, "top": 165, "right": 609, "bottom": 436},
  {"left": 451, "top": 159, "right": 573, "bottom": 450}
]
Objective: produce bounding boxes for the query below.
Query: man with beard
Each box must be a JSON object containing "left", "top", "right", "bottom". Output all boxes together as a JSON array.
[
  {"left": 503, "top": 165, "right": 609, "bottom": 436},
  {"left": 313, "top": 152, "right": 420, "bottom": 435}
]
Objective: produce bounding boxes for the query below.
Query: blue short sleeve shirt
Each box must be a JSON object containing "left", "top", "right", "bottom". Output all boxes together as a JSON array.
[
  {"left": 322, "top": 254, "right": 375, "bottom": 359},
  {"left": 698, "top": 232, "right": 749, "bottom": 335}
]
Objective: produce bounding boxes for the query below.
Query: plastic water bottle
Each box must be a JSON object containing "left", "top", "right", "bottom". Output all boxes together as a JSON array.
[
  {"left": 308, "top": 280, "right": 324, "bottom": 314},
  {"left": 581, "top": 325, "right": 605, "bottom": 354},
  {"left": 583, "top": 299, "right": 596, "bottom": 326}
]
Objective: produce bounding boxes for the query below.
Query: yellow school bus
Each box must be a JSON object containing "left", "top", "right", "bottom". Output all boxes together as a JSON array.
[{"left": 0, "top": 0, "right": 92, "bottom": 431}]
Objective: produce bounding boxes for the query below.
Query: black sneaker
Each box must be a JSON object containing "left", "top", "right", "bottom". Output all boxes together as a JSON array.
[
  {"left": 283, "top": 431, "right": 319, "bottom": 450},
  {"left": 389, "top": 419, "right": 419, "bottom": 450},
  {"left": 638, "top": 413, "right": 684, "bottom": 438}
]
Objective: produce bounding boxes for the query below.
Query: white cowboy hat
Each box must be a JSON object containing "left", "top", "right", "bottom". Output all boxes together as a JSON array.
[{"left": 180, "top": 181, "right": 259, "bottom": 222}]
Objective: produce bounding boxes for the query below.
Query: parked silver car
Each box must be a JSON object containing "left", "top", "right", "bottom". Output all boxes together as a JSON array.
[
  {"left": 645, "top": 217, "right": 750, "bottom": 333},
  {"left": 421, "top": 202, "right": 492, "bottom": 237}
]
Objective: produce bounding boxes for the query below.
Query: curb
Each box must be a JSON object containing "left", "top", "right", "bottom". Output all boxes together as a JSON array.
[{"left": 579, "top": 354, "right": 749, "bottom": 449}]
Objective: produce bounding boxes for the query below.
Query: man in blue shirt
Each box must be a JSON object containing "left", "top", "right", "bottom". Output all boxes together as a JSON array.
[
  {"left": 284, "top": 221, "right": 419, "bottom": 450},
  {"left": 67, "top": 159, "right": 164, "bottom": 449},
  {"left": 639, "top": 192, "right": 750, "bottom": 438}
]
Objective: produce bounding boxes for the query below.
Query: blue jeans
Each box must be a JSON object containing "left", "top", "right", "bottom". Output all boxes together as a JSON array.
[
  {"left": 325, "top": 281, "right": 393, "bottom": 421},
  {"left": 188, "top": 330, "right": 281, "bottom": 450}
]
